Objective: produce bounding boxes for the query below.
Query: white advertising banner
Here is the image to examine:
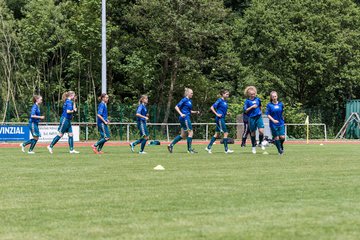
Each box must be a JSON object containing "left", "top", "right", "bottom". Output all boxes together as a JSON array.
[{"left": 31, "top": 125, "right": 80, "bottom": 142}]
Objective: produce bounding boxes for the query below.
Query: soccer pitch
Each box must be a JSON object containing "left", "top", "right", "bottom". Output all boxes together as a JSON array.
[{"left": 0, "top": 144, "right": 359, "bottom": 240}]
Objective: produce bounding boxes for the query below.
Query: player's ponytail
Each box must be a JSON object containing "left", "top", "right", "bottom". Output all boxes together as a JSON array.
[
  {"left": 244, "top": 86, "right": 257, "bottom": 97},
  {"left": 32, "top": 95, "right": 42, "bottom": 103},
  {"left": 139, "top": 95, "right": 148, "bottom": 104},
  {"left": 184, "top": 88, "right": 193, "bottom": 97},
  {"left": 62, "top": 92, "right": 69, "bottom": 102},
  {"left": 62, "top": 91, "right": 76, "bottom": 102}
]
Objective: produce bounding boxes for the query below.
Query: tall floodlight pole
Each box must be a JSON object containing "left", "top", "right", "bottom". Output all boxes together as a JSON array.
[{"left": 101, "top": 0, "right": 107, "bottom": 94}]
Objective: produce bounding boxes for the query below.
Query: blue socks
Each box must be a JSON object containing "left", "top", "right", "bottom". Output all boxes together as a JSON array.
[
  {"left": 259, "top": 134, "right": 264, "bottom": 145},
  {"left": 274, "top": 139, "right": 282, "bottom": 153},
  {"left": 133, "top": 139, "right": 142, "bottom": 146},
  {"left": 132, "top": 138, "right": 147, "bottom": 152},
  {"left": 208, "top": 136, "right": 229, "bottom": 151},
  {"left": 98, "top": 142, "right": 104, "bottom": 151},
  {"left": 50, "top": 135, "right": 61, "bottom": 148},
  {"left": 280, "top": 139, "right": 285, "bottom": 150},
  {"left": 95, "top": 138, "right": 107, "bottom": 151},
  {"left": 140, "top": 138, "right": 148, "bottom": 152},
  {"left": 171, "top": 135, "right": 183, "bottom": 147},
  {"left": 98, "top": 140, "right": 107, "bottom": 151},
  {"left": 223, "top": 138, "right": 228, "bottom": 151},
  {"left": 68, "top": 136, "right": 74, "bottom": 151},
  {"left": 207, "top": 136, "right": 216, "bottom": 149},
  {"left": 187, "top": 137, "right": 193, "bottom": 151},
  {"left": 22, "top": 139, "right": 38, "bottom": 152},
  {"left": 95, "top": 138, "right": 107, "bottom": 147},
  {"left": 251, "top": 136, "right": 256, "bottom": 147},
  {"left": 22, "top": 139, "right": 32, "bottom": 147},
  {"left": 29, "top": 139, "right": 38, "bottom": 151}
]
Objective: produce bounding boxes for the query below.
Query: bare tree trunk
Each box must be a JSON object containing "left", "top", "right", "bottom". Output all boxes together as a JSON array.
[
  {"left": 156, "top": 58, "right": 168, "bottom": 121},
  {"left": 9, "top": 42, "right": 19, "bottom": 120},
  {"left": 77, "top": 59, "right": 81, "bottom": 122},
  {"left": 162, "top": 60, "right": 178, "bottom": 124},
  {"left": 1, "top": 66, "right": 11, "bottom": 123},
  {"left": 89, "top": 54, "right": 97, "bottom": 122},
  {"left": 57, "top": 47, "right": 64, "bottom": 118},
  {"left": 1, "top": 15, "right": 15, "bottom": 122},
  {"left": 91, "top": 76, "right": 97, "bottom": 122},
  {"left": 10, "top": 85, "right": 19, "bottom": 119},
  {"left": 1, "top": 50, "right": 11, "bottom": 123}
]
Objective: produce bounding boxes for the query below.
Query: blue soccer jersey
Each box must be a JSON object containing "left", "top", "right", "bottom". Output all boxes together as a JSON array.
[
  {"left": 266, "top": 102, "right": 285, "bottom": 128},
  {"left": 176, "top": 97, "right": 193, "bottom": 120},
  {"left": 212, "top": 98, "right": 228, "bottom": 120},
  {"left": 136, "top": 104, "right": 148, "bottom": 122},
  {"left": 62, "top": 99, "right": 74, "bottom": 120},
  {"left": 29, "top": 103, "right": 41, "bottom": 123},
  {"left": 97, "top": 102, "right": 108, "bottom": 124},
  {"left": 244, "top": 97, "right": 262, "bottom": 118}
]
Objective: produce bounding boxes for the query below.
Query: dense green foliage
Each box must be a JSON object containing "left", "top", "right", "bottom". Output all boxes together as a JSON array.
[
  {"left": 1, "top": 144, "right": 360, "bottom": 239},
  {"left": 1, "top": 0, "right": 360, "bottom": 135}
]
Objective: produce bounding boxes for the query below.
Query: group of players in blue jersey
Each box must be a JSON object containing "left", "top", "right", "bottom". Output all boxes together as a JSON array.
[
  {"left": 20, "top": 86, "right": 285, "bottom": 155},
  {"left": 241, "top": 86, "right": 285, "bottom": 155},
  {"left": 21, "top": 91, "right": 81, "bottom": 154},
  {"left": 166, "top": 86, "right": 285, "bottom": 155}
]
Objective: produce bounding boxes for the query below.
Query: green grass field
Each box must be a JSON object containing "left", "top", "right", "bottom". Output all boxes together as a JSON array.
[{"left": 1, "top": 143, "right": 360, "bottom": 240}]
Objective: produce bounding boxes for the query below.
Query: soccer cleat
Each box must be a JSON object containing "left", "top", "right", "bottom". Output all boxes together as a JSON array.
[
  {"left": 70, "top": 150, "right": 80, "bottom": 154},
  {"left": 97, "top": 151, "right": 104, "bottom": 154},
  {"left": 129, "top": 143, "right": 135, "bottom": 153},
  {"left": 27, "top": 151, "right": 35, "bottom": 154},
  {"left": 252, "top": 147, "right": 256, "bottom": 154},
  {"left": 139, "top": 151, "right": 147, "bottom": 154},
  {"left": 187, "top": 149, "right": 198, "bottom": 154},
  {"left": 167, "top": 145, "right": 173, "bottom": 153},
  {"left": 20, "top": 143, "right": 25, "bottom": 153},
  {"left": 91, "top": 145, "right": 98, "bottom": 154},
  {"left": 225, "top": 149, "right": 234, "bottom": 154},
  {"left": 257, "top": 143, "right": 266, "bottom": 151},
  {"left": 47, "top": 145, "right": 53, "bottom": 154},
  {"left": 205, "top": 147, "right": 212, "bottom": 154},
  {"left": 241, "top": 143, "right": 246, "bottom": 147},
  {"left": 257, "top": 144, "right": 264, "bottom": 149}
]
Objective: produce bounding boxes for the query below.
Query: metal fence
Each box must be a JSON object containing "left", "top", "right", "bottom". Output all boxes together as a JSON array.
[
  {"left": 2, "top": 99, "right": 345, "bottom": 138},
  {"left": 1, "top": 122, "right": 328, "bottom": 142}
]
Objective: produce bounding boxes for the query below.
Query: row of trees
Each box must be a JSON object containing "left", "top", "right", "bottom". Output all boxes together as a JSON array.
[{"left": 1, "top": 0, "right": 360, "bottom": 135}]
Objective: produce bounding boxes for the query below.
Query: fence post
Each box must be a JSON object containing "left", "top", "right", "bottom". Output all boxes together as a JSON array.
[
  {"left": 119, "top": 105, "right": 123, "bottom": 141},
  {"left": 127, "top": 124, "right": 130, "bottom": 142},
  {"left": 152, "top": 105, "right": 156, "bottom": 140},
  {"left": 206, "top": 124, "right": 209, "bottom": 141},
  {"left": 324, "top": 124, "right": 328, "bottom": 141},
  {"left": 166, "top": 124, "right": 170, "bottom": 142},
  {"left": 84, "top": 103, "right": 89, "bottom": 141}
]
